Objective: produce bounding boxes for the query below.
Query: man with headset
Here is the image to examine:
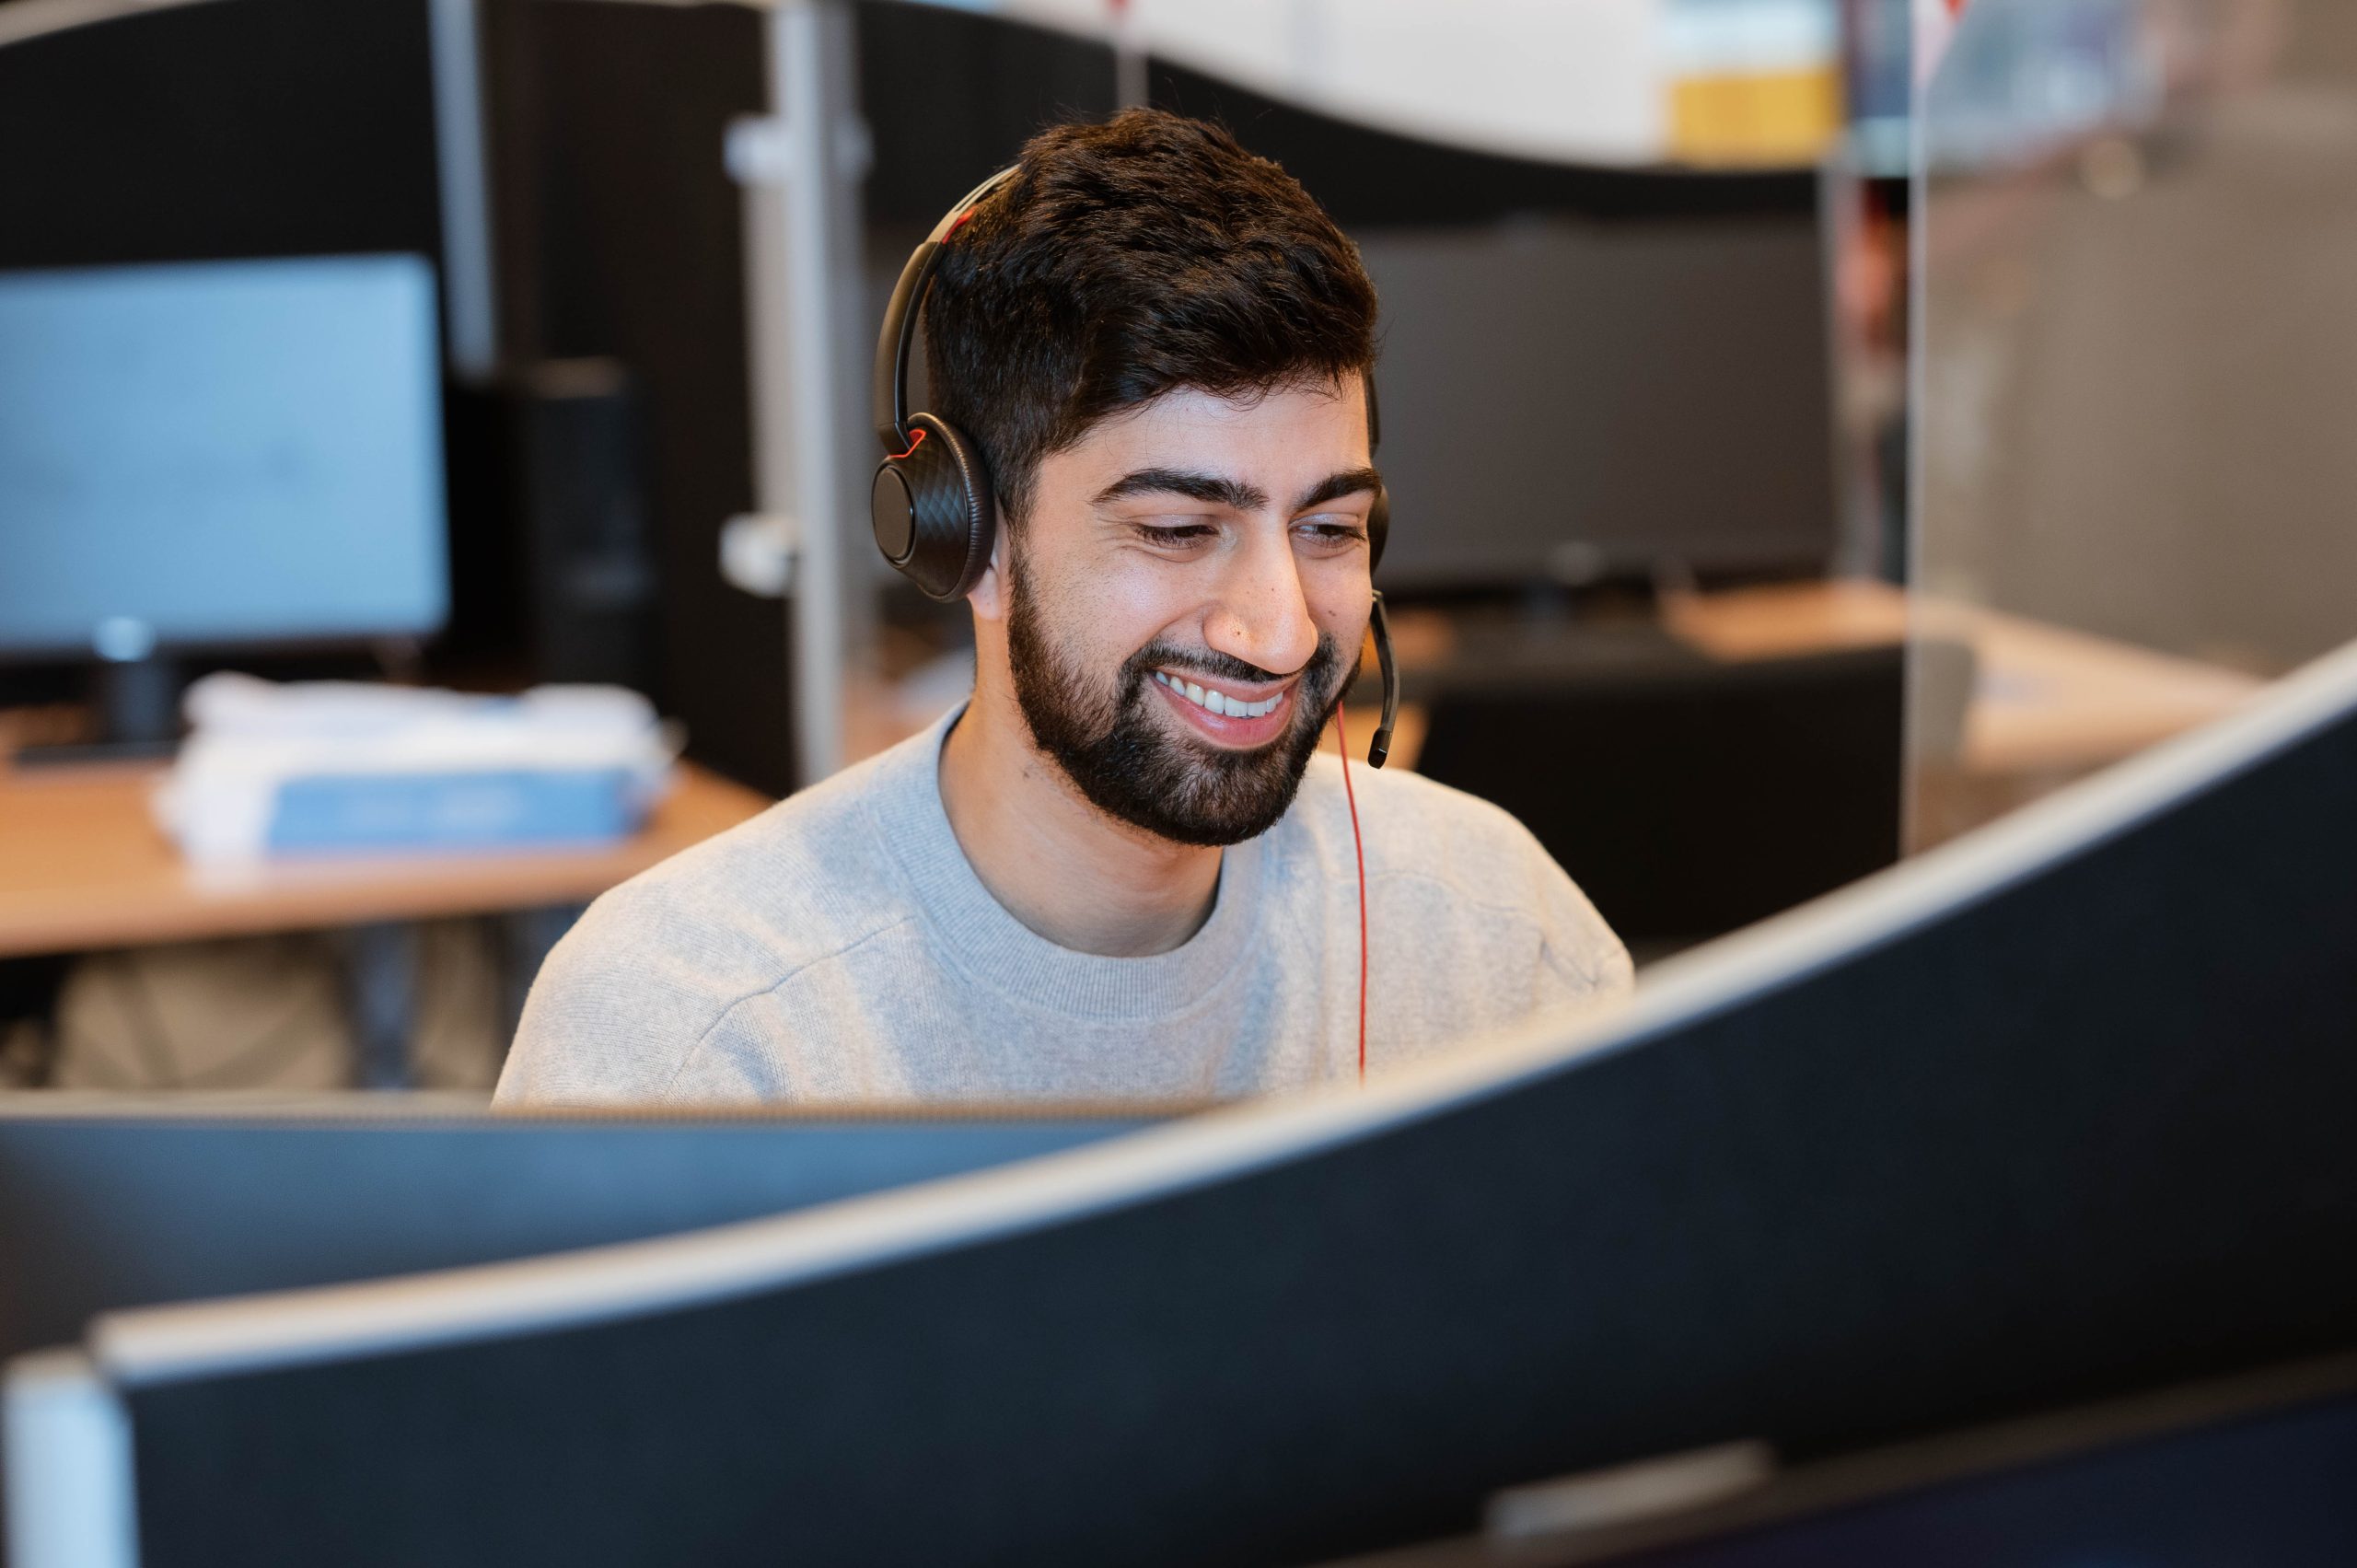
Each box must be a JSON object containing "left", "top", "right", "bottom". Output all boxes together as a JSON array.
[{"left": 497, "top": 110, "right": 1629, "bottom": 1106}]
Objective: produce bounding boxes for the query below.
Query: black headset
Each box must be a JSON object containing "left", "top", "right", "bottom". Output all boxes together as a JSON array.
[{"left": 870, "top": 165, "right": 1399, "bottom": 766}]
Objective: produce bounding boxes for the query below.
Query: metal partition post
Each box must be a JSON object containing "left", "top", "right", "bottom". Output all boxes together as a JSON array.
[
  {"left": 426, "top": 0, "right": 498, "bottom": 382},
  {"left": 739, "top": 0, "right": 867, "bottom": 787}
]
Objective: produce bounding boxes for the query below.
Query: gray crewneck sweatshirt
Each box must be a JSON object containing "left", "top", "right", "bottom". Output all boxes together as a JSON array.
[{"left": 495, "top": 709, "right": 1631, "bottom": 1106}]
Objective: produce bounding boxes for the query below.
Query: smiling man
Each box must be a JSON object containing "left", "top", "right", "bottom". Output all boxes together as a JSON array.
[{"left": 495, "top": 110, "right": 1630, "bottom": 1107}]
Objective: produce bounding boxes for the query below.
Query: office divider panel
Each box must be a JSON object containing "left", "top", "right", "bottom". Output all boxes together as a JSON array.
[{"left": 51, "top": 635, "right": 2357, "bottom": 1567}]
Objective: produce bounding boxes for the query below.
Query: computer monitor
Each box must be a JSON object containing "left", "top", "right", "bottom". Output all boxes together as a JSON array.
[
  {"left": 1140, "top": 60, "right": 1840, "bottom": 594},
  {"left": 0, "top": 253, "right": 449, "bottom": 665},
  {"left": 0, "top": 1099, "right": 1158, "bottom": 1372},
  {"left": 1358, "top": 214, "right": 1838, "bottom": 591}
]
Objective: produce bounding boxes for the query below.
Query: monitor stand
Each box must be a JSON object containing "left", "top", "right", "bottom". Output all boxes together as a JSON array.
[{"left": 11, "top": 656, "right": 184, "bottom": 769}]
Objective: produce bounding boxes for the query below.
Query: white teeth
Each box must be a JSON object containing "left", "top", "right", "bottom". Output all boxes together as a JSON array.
[{"left": 1156, "top": 670, "right": 1282, "bottom": 720}]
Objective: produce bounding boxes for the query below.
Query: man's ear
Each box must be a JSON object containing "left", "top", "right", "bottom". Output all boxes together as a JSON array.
[{"left": 966, "top": 525, "right": 1009, "bottom": 622}]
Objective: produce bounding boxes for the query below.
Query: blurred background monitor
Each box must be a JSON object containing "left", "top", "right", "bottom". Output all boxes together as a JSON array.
[
  {"left": 0, "top": 253, "right": 448, "bottom": 664},
  {"left": 1132, "top": 63, "right": 1843, "bottom": 597},
  {"left": 1359, "top": 213, "right": 1838, "bottom": 591}
]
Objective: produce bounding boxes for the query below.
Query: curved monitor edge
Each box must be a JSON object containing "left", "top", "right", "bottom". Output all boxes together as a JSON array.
[
  {"left": 0, "top": 1092, "right": 1203, "bottom": 1127},
  {"left": 76, "top": 632, "right": 2357, "bottom": 1392},
  {"left": 0, "top": 1091, "right": 503, "bottom": 1125},
  {"left": 0, "top": 0, "right": 217, "bottom": 52}
]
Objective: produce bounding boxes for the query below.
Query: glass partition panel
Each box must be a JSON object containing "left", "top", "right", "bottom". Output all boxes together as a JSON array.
[{"left": 1909, "top": 0, "right": 2357, "bottom": 848}]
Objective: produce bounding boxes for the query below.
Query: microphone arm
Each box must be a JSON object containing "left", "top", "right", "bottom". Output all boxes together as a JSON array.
[{"left": 1366, "top": 591, "right": 1399, "bottom": 769}]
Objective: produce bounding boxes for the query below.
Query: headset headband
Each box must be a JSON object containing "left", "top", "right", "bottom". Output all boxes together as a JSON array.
[{"left": 874, "top": 166, "right": 1020, "bottom": 453}]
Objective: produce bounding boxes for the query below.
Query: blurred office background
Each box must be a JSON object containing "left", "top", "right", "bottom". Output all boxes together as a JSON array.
[{"left": 1, "top": 0, "right": 2334, "bottom": 1096}]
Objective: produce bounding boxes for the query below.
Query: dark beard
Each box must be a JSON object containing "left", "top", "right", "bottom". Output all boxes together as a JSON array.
[{"left": 1005, "top": 552, "right": 1345, "bottom": 847}]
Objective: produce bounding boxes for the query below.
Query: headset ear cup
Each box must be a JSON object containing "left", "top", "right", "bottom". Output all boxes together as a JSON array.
[
  {"left": 1366, "top": 482, "right": 1389, "bottom": 575},
  {"left": 873, "top": 413, "right": 997, "bottom": 601}
]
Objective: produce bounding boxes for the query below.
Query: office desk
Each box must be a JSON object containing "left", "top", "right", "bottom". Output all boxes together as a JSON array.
[
  {"left": 1359, "top": 581, "right": 2262, "bottom": 804},
  {"left": 0, "top": 756, "right": 772, "bottom": 1086},
  {"left": 1656, "top": 579, "right": 2265, "bottom": 778},
  {"left": 0, "top": 759, "right": 772, "bottom": 960}
]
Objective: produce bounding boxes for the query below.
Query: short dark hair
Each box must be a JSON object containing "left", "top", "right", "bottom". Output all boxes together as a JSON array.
[{"left": 923, "top": 108, "right": 1378, "bottom": 526}]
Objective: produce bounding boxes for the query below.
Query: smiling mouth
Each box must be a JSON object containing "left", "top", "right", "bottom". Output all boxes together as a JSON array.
[{"left": 1151, "top": 669, "right": 1288, "bottom": 719}]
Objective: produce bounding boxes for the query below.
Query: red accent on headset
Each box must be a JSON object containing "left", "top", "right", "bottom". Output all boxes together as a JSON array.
[
  {"left": 886, "top": 427, "right": 927, "bottom": 462},
  {"left": 1334, "top": 703, "right": 1369, "bottom": 1083},
  {"left": 947, "top": 207, "right": 981, "bottom": 234}
]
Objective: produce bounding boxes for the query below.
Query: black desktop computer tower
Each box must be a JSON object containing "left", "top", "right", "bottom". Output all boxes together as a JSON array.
[{"left": 506, "top": 360, "right": 660, "bottom": 695}]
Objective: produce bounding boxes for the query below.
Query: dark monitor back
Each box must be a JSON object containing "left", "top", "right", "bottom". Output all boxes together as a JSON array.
[{"left": 0, "top": 1106, "right": 1148, "bottom": 1365}]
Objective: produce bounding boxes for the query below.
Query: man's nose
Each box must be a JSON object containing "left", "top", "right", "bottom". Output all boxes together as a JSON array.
[{"left": 1203, "top": 528, "right": 1319, "bottom": 678}]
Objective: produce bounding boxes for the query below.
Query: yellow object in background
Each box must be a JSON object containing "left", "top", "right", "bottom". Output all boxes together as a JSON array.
[
  {"left": 1668, "top": 64, "right": 1843, "bottom": 165},
  {"left": 1662, "top": 0, "right": 1845, "bottom": 167}
]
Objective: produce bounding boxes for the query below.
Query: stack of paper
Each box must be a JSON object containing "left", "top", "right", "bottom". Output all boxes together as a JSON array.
[{"left": 155, "top": 674, "right": 678, "bottom": 865}]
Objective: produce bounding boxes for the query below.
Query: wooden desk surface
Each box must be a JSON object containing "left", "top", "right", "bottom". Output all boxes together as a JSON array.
[
  {"left": 1659, "top": 579, "right": 2265, "bottom": 776},
  {"left": 0, "top": 759, "right": 772, "bottom": 959}
]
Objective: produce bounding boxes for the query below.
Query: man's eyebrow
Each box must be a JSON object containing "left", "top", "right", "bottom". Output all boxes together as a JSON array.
[
  {"left": 1092, "top": 468, "right": 1268, "bottom": 512},
  {"left": 1295, "top": 467, "right": 1384, "bottom": 512}
]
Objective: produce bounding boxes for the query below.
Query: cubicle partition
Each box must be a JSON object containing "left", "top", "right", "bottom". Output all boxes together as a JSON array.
[{"left": 14, "top": 631, "right": 2357, "bottom": 1567}]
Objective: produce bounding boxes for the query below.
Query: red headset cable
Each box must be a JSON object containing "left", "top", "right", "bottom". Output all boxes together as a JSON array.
[{"left": 1333, "top": 702, "right": 1369, "bottom": 1082}]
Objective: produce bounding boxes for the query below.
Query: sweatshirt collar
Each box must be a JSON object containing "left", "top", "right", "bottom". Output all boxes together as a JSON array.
[{"left": 868, "top": 705, "right": 1268, "bottom": 1021}]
